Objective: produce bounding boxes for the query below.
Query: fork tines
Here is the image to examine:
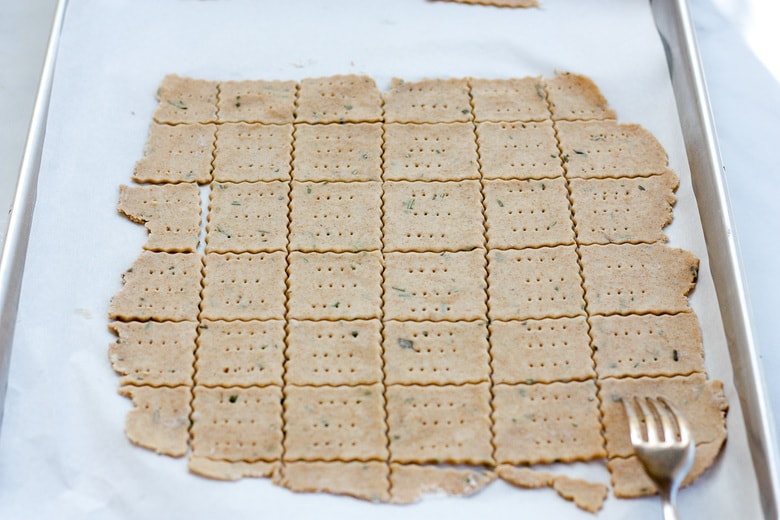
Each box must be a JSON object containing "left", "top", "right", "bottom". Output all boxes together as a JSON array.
[{"left": 623, "top": 396, "right": 692, "bottom": 445}]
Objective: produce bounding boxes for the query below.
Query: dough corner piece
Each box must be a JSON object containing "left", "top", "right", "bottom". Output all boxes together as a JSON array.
[
  {"left": 277, "top": 461, "right": 391, "bottom": 502},
  {"left": 602, "top": 374, "right": 728, "bottom": 498},
  {"left": 609, "top": 438, "right": 726, "bottom": 498},
  {"left": 389, "top": 464, "right": 496, "bottom": 504},
  {"left": 545, "top": 71, "right": 616, "bottom": 121},
  {"left": 119, "top": 385, "right": 191, "bottom": 457},
  {"left": 497, "top": 465, "right": 608, "bottom": 513},
  {"left": 440, "top": 0, "right": 539, "bottom": 8},
  {"left": 552, "top": 475, "right": 609, "bottom": 514},
  {"left": 188, "top": 456, "right": 279, "bottom": 481}
]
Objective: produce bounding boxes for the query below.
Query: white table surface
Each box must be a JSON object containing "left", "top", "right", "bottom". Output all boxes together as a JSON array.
[{"left": 1, "top": 0, "right": 778, "bottom": 506}]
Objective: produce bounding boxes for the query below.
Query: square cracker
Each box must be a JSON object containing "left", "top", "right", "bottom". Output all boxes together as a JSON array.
[
  {"left": 118, "top": 183, "right": 201, "bottom": 253},
  {"left": 383, "top": 250, "right": 487, "bottom": 321},
  {"left": 289, "top": 181, "right": 382, "bottom": 252},
  {"left": 283, "top": 384, "right": 388, "bottom": 462},
  {"left": 383, "top": 122, "right": 479, "bottom": 181},
  {"left": 195, "top": 319, "right": 285, "bottom": 387},
  {"left": 218, "top": 79, "right": 297, "bottom": 123},
  {"left": 470, "top": 77, "right": 549, "bottom": 122},
  {"left": 544, "top": 73, "right": 616, "bottom": 121},
  {"left": 206, "top": 181, "right": 290, "bottom": 253},
  {"left": 291, "top": 123, "right": 382, "bottom": 182},
  {"left": 590, "top": 312, "right": 705, "bottom": 378},
  {"left": 278, "top": 461, "right": 390, "bottom": 502},
  {"left": 383, "top": 78, "right": 472, "bottom": 123},
  {"left": 133, "top": 122, "right": 215, "bottom": 184},
  {"left": 201, "top": 252, "right": 287, "bottom": 320},
  {"left": 296, "top": 75, "right": 381, "bottom": 123},
  {"left": 191, "top": 385, "right": 284, "bottom": 462},
  {"left": 599, "top": 374, "right": 728, "bottom": 458},
  {"left": 153, "top": 74, "right": 218, "bottom": 124},
  {"left": 492, "top": 381, "right": 605, "bottom": 464},
  {"left": 570, "top": 170, "right": 678, "bottom": 244},
  {"left": 389, "top": 464, "right": 495, "bottom": 504},
  {"left": 119, "top": 385, "right": 191, "bottom": 457},
  {"left": 213, "top": 123, "right": 293, "bottom": 182},
  {"left": 483, "top": 177, "right": 574, "bottom": 249},
  {"left": 109, "top": 321, "right": 196, "bottom": 386},
  {"left": 477, "top": 121, "right": 563, "bottom": 180},
  {"left": 489, "top": 317, "right": 595, "bottom": 384},
  {"left": 580, "top": 243, "right": 699, "bottom": 315},
  {"left": 382, "top": 320, "right": 490, "bottom": 385},
  {"left": 285, "top": 319, "right": 383, "bottom": 386},
  {"left": 386, "top": 383, "right": 493, "bottom": 464},
  {"left": 487, "top": 246, "right": 584, "bottom": 321},
  {"left": 382, "top": 180, "right": 484, "bottom": 252},
  {"left": 287, "top": 251, "right": 383, "bottom": 320},
  {"left": 108, "top": 251, "right": 202, "bottom": 322},
  {"left": 557, "top": 120, "right": 668, "bottom": 179}
]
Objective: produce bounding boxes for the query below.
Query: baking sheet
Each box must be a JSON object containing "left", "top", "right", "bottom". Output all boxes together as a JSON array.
[{"left": 0, "top": 0, "right": 763, "bottom": 517}]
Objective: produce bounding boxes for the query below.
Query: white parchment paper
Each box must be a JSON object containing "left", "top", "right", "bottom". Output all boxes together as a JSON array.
[{"left": 0, "top": 0, "right": 762, "bottom": 518}]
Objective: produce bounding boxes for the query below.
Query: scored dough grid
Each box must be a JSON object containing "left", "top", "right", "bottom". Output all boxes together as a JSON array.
[{"left": 108, "top": 73, "right": 727, "bottom": 507}]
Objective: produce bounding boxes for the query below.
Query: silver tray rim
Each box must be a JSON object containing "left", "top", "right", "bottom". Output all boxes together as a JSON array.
[
  {"left": 0, "top": 0, "right": 776, "bottom": 516},
  {"left": 0, "top": 0, "right": 68, "bottom": 429},
  {"left": 651, "top": 0, "right": 780, "bottom": 516}
]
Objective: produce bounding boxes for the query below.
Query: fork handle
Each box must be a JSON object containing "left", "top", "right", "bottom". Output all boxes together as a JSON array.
[{"left": 662, "top": 494, "right": 679, "bottom": 520}]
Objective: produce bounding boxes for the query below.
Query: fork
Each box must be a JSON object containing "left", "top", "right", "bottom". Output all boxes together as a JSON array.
[{"left": 622, "top": 396, "right": 696, "bottom": 520}]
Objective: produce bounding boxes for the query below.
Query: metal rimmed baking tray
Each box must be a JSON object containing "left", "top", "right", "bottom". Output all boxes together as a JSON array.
[{"left": 0, "top": 0, "right": 777, "bottom": 517}]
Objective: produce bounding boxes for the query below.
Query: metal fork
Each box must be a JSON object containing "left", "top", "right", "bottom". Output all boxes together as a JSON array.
[{"left": 622, "top": 396, "right": 695, "bottom": 520}]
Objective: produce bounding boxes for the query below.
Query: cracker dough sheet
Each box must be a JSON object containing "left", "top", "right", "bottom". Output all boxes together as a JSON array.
[
  {"left": 0, "top": 0, "right": 763, "bottom": 518},
  {"left": 108, "top": 72, "right": 725, "bottom": 512}
]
